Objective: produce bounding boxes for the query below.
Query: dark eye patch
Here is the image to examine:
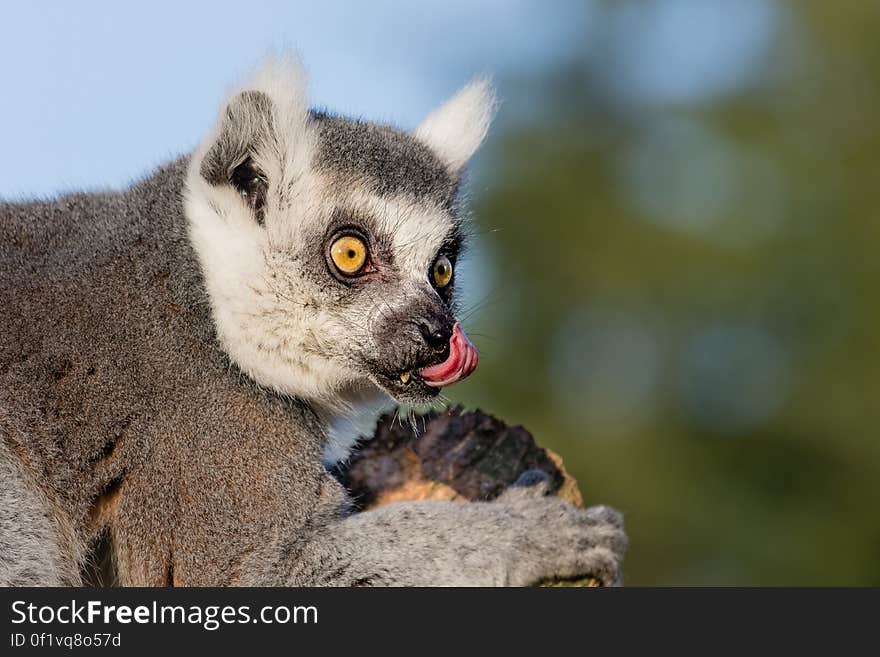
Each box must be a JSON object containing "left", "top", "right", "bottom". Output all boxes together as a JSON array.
[
  {"left": 324, "top": 209, "right": 395, "bottom": 268},
  {"left": 230, "top": 157, "right": 268, "bottom": 225}
]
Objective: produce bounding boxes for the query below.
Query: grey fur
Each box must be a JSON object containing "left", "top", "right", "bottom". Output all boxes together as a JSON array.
[
  {"left": 311, "top": 111, "right": 458, "bottom": 205},
  {"left": 0, "top": 66, "right": 626, "bottom": 586},
  {"left": 0, "top": 439, "right": 80, "bottom": 585}
]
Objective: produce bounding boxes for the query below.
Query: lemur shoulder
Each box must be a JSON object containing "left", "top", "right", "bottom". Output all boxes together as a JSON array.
[{"left": 0, "top": 59, "right": 626, "bottom": 586}]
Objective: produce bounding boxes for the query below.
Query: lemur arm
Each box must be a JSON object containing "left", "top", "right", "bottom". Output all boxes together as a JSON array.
[{"left": 274, "top": 473, "right": 626, "bottom": 587}]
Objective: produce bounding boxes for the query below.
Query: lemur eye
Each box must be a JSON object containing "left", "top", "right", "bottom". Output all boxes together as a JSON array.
[
  {"left": 432, "top": 255, "right": 453, "bottom": 288},
  {"left": 330, "top": 235, "right": 368, "bottom": 275}
]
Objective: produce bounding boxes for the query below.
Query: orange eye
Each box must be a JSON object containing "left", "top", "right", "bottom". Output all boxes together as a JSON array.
[
  {"left": 329, "top": 235, "right": 368, "bottom": 275},
  {"left": 432, "top": 255, "right": 453, "bottom": 288}
]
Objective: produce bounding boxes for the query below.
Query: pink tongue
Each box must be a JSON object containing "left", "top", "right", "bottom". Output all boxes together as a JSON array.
[{"left": 419, "top": 323, "right": 479, "bottom": 388}]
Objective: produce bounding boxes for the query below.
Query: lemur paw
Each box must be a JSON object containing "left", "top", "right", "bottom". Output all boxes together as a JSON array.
[{"left": 496, "top": 473, "right": 627, "bottom": 587}]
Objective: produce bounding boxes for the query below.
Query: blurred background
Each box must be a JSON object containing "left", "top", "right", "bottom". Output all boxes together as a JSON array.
[{"left": 2, "top": 1, "right": 878, "bottom": 585}]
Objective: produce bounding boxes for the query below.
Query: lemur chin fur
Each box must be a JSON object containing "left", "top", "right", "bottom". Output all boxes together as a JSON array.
[{"left": 0, "top": 57, "right": 626, "bottom": 586}]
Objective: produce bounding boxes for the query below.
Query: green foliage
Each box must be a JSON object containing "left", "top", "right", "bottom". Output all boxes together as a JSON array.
[{"left": 450, "top": 0, "right": 880, "bottom": 585}]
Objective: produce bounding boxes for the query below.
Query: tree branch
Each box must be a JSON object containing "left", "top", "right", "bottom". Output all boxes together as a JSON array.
[{"left": 334, "top": 406, "right": 603, "bottom": 587}]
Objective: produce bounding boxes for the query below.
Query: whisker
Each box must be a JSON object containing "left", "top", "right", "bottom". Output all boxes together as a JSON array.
[{"left": 464, "top": 332, "right": 497, "bottom": 342}]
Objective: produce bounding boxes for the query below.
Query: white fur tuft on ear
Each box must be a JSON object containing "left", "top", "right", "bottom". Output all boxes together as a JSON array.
[
  {"left": 244, "top": 53, "right": 309, "bottom": 123},
  {"left": 414, "top": 77, "right": 497, "bottom": 173}
]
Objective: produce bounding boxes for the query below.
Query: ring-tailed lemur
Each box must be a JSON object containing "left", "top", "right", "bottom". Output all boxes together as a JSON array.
[{"left": 0, "top": 59, "right": 626, "bottom": 586}]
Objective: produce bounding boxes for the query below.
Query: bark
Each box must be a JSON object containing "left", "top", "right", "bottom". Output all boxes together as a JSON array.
[{"left": 333, "top": 406, "right": 602, "bottom": 587}]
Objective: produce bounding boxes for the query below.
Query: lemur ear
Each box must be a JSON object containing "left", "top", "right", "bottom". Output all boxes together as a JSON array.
[
  {"left": 199, "top": 90, "right": 275, "bottom": 223},
  {"left": 197, "top": 57, "right": 310, "bottom": 224},
  {"left": 199, "top": 90, "right": 274, "bottom": 187},
  {"left": 414, "top": 78, "right": 497, "bottom": 174}
]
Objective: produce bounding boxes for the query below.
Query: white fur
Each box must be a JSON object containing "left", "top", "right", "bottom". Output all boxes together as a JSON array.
[
  {"left": 185, "top": 58, "right": 351, "bottom": 401},
  {"left": 185, "top": 59, "right": 472, "bottom": 461},
  {"left": 321, "top": 390, "right": 395, "bottom": 466},
  {"left": 415, "top": 78, "right": 497, "bottom": 173},
  {"left": 185, "top": 188, "right": 350, "bottom": 401}
]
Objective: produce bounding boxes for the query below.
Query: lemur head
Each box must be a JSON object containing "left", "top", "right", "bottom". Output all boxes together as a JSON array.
[{"left": 185, "top": 59, "right": 495, "bottom": 406}]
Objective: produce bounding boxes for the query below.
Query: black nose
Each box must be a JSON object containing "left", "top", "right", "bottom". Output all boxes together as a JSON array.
[{"left": 419, "top": 319, "right": 453, "bottom": 351}]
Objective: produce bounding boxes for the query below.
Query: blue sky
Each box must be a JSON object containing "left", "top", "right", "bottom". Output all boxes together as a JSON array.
[
  {"left": 0, "top": 0, "right": 585, "bottom": 198},
  {"left": 0, "top": 1, "right": 779, "bottom": 198}
]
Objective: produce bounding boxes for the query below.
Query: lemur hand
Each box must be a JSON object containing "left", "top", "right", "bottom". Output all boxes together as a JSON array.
[
  {"left": 490, "top": 469, "right": 627, "bottom": 586},
  {"left": 292, "top": 469, "right": 626, "bottom": 587}
]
